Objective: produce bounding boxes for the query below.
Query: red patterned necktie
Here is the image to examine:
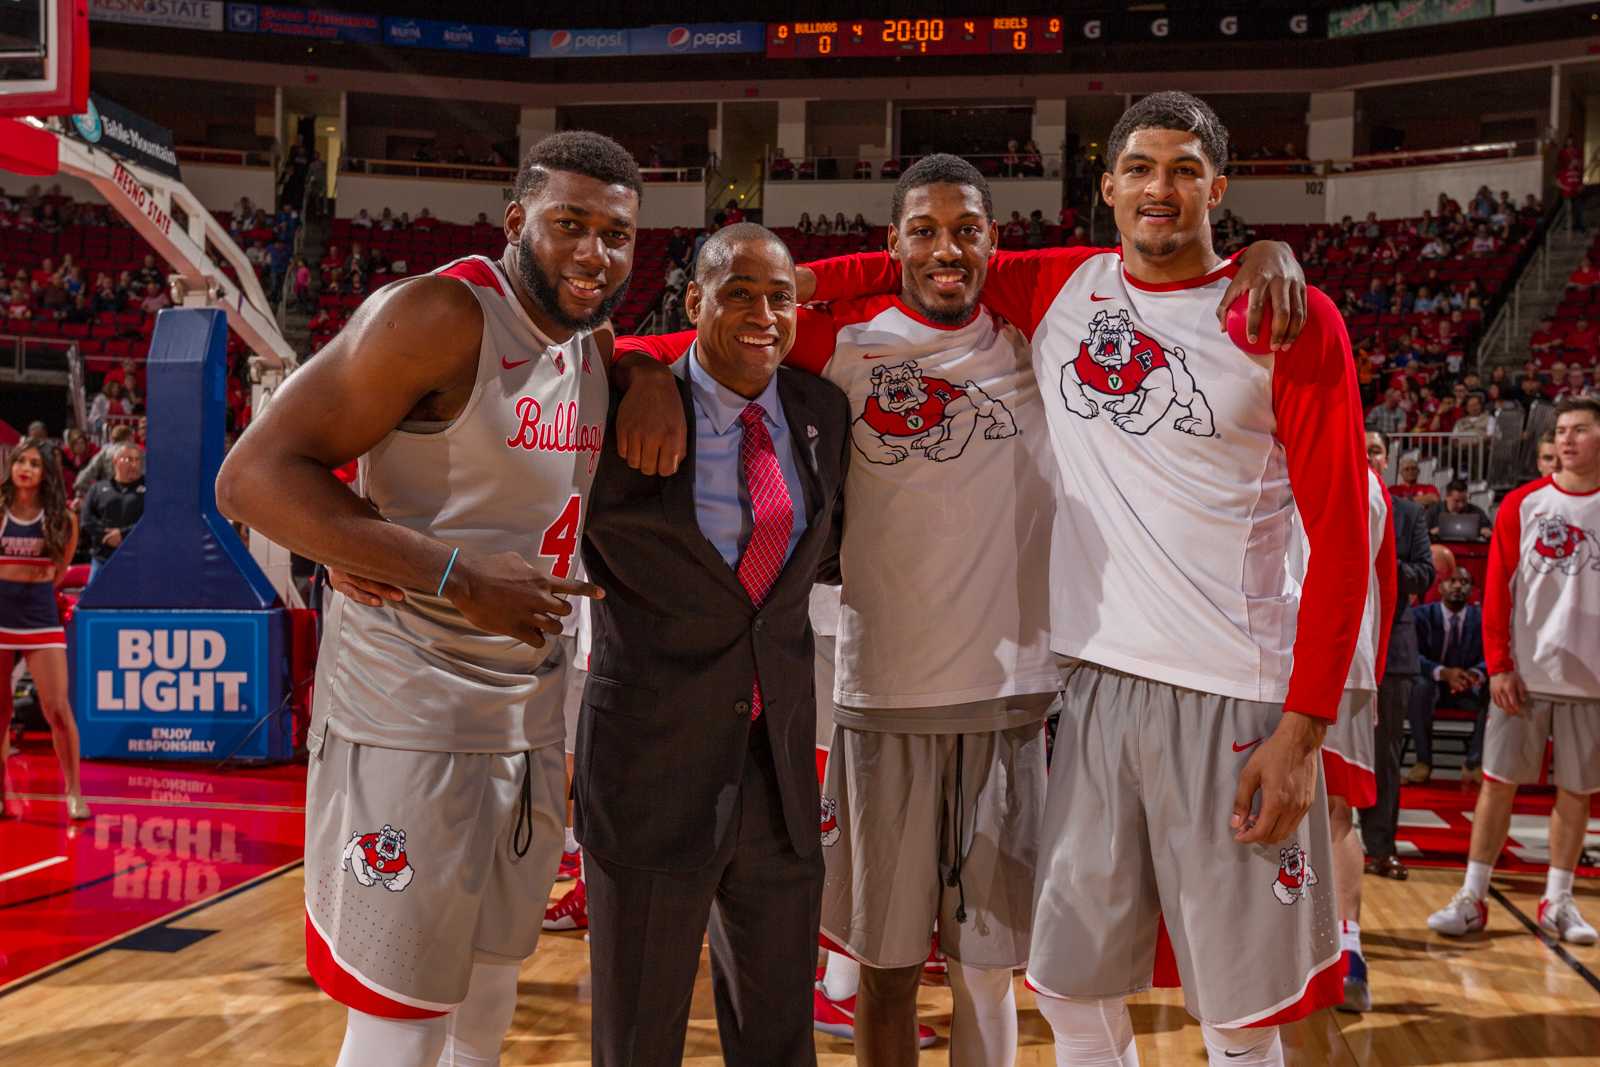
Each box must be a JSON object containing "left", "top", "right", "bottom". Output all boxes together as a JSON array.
[{"left": 736, "top": 402, "right": 795, "bottom": 720}]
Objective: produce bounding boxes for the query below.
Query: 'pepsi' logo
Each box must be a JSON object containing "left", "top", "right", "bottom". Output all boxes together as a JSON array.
[
  {"left": 549, "top": 29, "right": 571, "bottom": 50},
  {"left": 667, "top": 26, "right": 691, "bottom": 49}
]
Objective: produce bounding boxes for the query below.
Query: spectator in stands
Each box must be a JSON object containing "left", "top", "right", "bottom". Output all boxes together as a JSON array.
[
  {"left": 1426, "top": 480, "right": 1492, "bottom": 542},
  {"left": 769, "top": 149, "right": 794, "bottom": 181},
  {"left": 135, "top": 254, "right": 161, "bottom": 288},
  {"left": 1537, "top": 429, "right": 1560, "bottom": 476},
  {"left": 90, "top": 274, "right": 119, "bottom": 314},
  {"left": 347, "top": 242, "right": 369, "bottom": 276},
  {"left": 473, "top": 212, "right": 492, "bottom": 228},
  {"left": 1407, "top": 568, "right": 1490, "bottom": 785},
  {"left": 1469, "top": 185, "right": 1495, "bottom": 221},
  {"left": 832, "top": 211, "right": 848, "bottom": 233},
  {"left": 58, "top": 427, "right": 95, "bottom": 493},
  {"left": 1530, "top": 316, "right": 1562, "bottom": 364},
  {"left": 849, "top": 213, "right": 869, "bottom": 236},
  {"left": 1064, "top": 224, "right": 1089, "bottom": 247},
  {"left": 1565, "top": 316, "right": 1598, "bottom": 362},
  {"left": 1453, "top": 394, "right": 1495, "bottom": 440},
  {"left": 1367, "top": 389, "right": 1408, "bottom": 434},
  {"left": 72, "top": 424, "right": 132, "bottom": 497},
  {"left": 1469, "top": 225, "right": 1498, "bottom": 257},
  {"left": 723, "top": 199, "right": 745, "bottom": 225},
  {"left": 6, "top": 282, "right": 28, "bottom": 321},
  {"left": 1020, "top": 139, "right": 1044, "bottom": 177},
  {"left": 1558, "top": 149, "right": 1585, "bottom": 232},
  {"left": 412, "top": 207, "right": 436, "bottom": 231},
  {"left": 1026, "top": 209, "right": 1047, "bottom": 248},
  {"left": 795, "top": 212, "right": 814, "bottom": 235},
  {"left": 1557, "top": 366, "right": 1594, "bottom": 402},
  {"left": 292, "top": 257, "right": 312, "bottom": 310},
  {"left": 138, "top": 282, "right": 170, "bottom": 316},
  {"left": 1420, "top": 234, "right": 1449, "bottom": 259},
  {"left": 351, "top": 208, "right": 373, "bottom": 229},
  {"left": 814, "top": 214, "right": 833, "bottom": 236},
  {"left": 879, "top": 156, "right": 903, "bottom": 179},
  {"left": 1390, "top": 455, "right": 1441, "bottom": 506},
  {"left": 1360, "top": 277, "right": 1389, "bottom": 314},
  {"left": 667, "top": 226, "right": 692, "bottom": 264},
  {"left": 245, "top": 240, "right": 268, "bottom": 271},
  {"left": 1411, "top": 285, "right": 1442, "bottom": 315},
  {"left": 82, "top": 443, "right": 145, "bottom": 582},
  {"left": 88, "top": 379, "right": 129, "bottom": 437},
  {"left": 1002, "top": 138, "right": 1021, "bottom": 176},
  {"left": 268, "top": 237, "right": 291, "bottom": 301},
  {"left": 1003, "top": 211, "right": 1025, "bottom": 241},
  {"left": 61, "top": 294, "right": 93, "bottom": 326},
  {"left": 378, "top": 207, "right": 396, "bottom": 231},
  {"left": 1569, "top": 257, "right": 1600, "bottom": 291}
]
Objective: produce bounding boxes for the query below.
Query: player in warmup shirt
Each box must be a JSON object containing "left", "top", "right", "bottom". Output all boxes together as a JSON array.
[
  {"left": 1427, "top": 396, "right": 1600, "bottom": 946},
  {"left": 217, "top": 132, "right": 634, "bottom": 1067},
  {"left": 794, "top": 92, "right": 1364, "bottom": 1066},
  {"left": 1289, "top": 467, "right": 1397, "bottom": 1013},
  {"left": 613, "top": 149, "right": 1311, "bottom": 1065}
]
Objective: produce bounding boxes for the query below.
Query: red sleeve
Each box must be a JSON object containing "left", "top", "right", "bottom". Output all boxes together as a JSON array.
[
  {"left": 1373, "top": 481, "right": 1398, "bottom": 682},
  {"left": 1483, "top": 480, "right": 1535, "bottom": 676},
  {"left": 978, "top": 247, "right": 1103, "bottom": 339},
  {"left": 612, "top": 329, "right": 694, "bottom": 365},
  {"left": 1274, "top": 287, "right": 1370, "bottom": 721},
  {"left": 785, "top": 306, "right": 839, "bottom": 376},
  {"left": 805, "top": 253, "right": 898, "bottom": 302}
]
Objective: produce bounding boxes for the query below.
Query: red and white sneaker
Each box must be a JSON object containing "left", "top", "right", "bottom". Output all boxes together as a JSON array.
[
  {"left": 543, "top": 879, "right": 588, "bottom": 931},
  {"left": 1538, "top": 894, "right": 1599, "bottom": 945},
  {"left": 924, "top": 938, "right": 947, "bottom": 977},
  {"left": 555, "top": 848, "right": 581, "bottom": 883},
  {"left": 812, "top": 983, "right": 938, "bottom": 1048}
]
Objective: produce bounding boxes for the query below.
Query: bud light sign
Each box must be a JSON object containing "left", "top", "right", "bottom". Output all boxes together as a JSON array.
[{"left": 74, "top": 610, "right": 290, "bottom": 762}]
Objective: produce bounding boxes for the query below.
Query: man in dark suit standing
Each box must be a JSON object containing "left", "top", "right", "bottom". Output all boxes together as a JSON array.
[
  {"left": 577, "top": 223, "right": 850, "bottom": 1067},
  {"left": 1360, "top": 431, "right": 1436, "bottom": 879},
  {"left": 1408, "top": 569, "right": 1489, "bottom": 783}
]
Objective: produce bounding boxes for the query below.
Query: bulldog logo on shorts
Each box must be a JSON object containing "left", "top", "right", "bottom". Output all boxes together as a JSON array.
[
  {"left": 1271, "top": 843, "right": 1317, "bottom": 905},
  {"left": 342, "top": 824, "right": 416, "bottom": 892},
  {"left": 819, "top": 796, "right": 841, "bottom": 847}
]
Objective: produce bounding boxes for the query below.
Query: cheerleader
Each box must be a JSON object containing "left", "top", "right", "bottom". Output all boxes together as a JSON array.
[{"left": 0, "top": 436, "right": 86, "bottom": 820}]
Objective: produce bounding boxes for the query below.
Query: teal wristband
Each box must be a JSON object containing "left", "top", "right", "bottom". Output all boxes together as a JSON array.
[{"left": 436, "top": 547, "right": 460, "bottom": 598}]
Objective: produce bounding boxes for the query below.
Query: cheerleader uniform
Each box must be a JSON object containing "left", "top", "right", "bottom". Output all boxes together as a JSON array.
[{"left": 0, "top": 511, "right": 65, "bottom": 651}]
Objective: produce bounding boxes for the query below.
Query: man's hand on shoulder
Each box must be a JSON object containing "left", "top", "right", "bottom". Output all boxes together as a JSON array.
[
  {"left": 612, "top": 336, "right": 690, "bottom": 477},
  {"left": 1216, "top": 241, "right": 1308, "bottom": 353}
]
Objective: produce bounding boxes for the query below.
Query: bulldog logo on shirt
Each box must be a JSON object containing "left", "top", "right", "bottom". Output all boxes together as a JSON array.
[
  {"left": 1270, "top": 843, "right": 1318, "bottom": 905},
  {"left": 342, "top": 824, "right": 415, "bottom": 892},
  {"left": 819, "top": 796, "right": 841, "bottom": 847},
  {"left": 1062, "top": 308, "right": 1215, "bottom": 437},
  {"left": 1529, "top": 514, "right": 1600, "bottom": 575},
  {"left": 852, "top": 359, "right": 1017, "bottom": 465}
]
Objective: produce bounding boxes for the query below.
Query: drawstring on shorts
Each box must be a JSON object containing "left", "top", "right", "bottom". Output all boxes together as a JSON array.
[
  {"left": 946, "top": 734, "right": 969, "bottom": 924},
  {"left": 512, "top": 751, "right": 533, "bottom": 859}
]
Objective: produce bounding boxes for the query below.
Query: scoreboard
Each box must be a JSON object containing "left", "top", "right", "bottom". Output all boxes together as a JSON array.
[{"left": 765, "top": 17, "right": 1064, "bottom": 59}]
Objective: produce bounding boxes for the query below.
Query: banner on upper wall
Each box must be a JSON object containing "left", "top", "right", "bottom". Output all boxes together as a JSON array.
[
  {"left": 224, "top": 3, "right": 382, "bottom": 42},
  {"left": 1494, "top": 0, "right": 1594, "bottom": 11},
  {"left": 65, "top": 93, "right": 182, "bottom": 181},
  {"left": 529, "top": 21, "right": 764, "bottom": 58},
  {"left": 1329, "top": 0, "right": 1493, "bottom": 38},
  {"left": 1071, "top": 11, "right": 1319, "bottom": 42},
  {"left": 89, "top": 0, "right": 224, "bottom": 31},
  {"left": 383, "top": 17, "right": 529, "bottom": 55}
]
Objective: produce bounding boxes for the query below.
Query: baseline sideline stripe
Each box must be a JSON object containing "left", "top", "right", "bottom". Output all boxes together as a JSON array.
[
  {"left": 1488, "top": 885, "right": 1600, "bottom": 998},
  {"left": 0, "top": 856, "right": 67, "bottom": 884}
]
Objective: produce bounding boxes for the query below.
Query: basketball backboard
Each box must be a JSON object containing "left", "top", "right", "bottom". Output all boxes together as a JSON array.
[{"left": 0, "top": 0, "right": 88, "bottom": 118}]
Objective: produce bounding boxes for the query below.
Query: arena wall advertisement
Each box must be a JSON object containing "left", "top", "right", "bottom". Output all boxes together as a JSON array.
[{"left": 89, "top": 0, "right": 225, "bottom": 31}]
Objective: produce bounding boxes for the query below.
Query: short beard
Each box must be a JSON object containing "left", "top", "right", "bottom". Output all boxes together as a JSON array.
[
  {"left": 904, "top": 288, "right": 977, "bottom": 326},
  {"left": 1131, "top": 235, "right": 1181, "bottom": 259},
  {"left": 518, "top": 230, "right": 631, "bottom": 332}
]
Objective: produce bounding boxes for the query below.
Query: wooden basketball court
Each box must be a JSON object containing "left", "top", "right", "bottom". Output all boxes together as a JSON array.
[{"left": 2, "top": 857, "right": 1595, "bottom": 1065}]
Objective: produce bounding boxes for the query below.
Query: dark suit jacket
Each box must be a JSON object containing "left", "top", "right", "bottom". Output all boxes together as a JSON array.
[
  {"left": 575, "top": 367, "right": 850, "bottom": 873},
  {"left": 1414, "top": 601, "right": 1488, "bottom": 696},
  {"left": 1384, "top": 497, "right": 1435, "bottom": 678}
]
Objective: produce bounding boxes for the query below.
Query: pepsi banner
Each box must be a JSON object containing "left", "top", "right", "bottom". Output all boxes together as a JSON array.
[
  {"left": 383, "top": 17, "right": 529, "bottom": 55},
  {"left": 74, "top": 610, "right": 291, "bottom": 762},
  {"left": 529, "top": 22, "right": 763, "bottom": 58},
  {"left": 225, "top": 3, "right": 381, "bottom": 42}
]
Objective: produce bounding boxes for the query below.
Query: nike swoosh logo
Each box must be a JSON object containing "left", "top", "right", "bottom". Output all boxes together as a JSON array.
[
  {"left": 1232, "top": 737, "right": 1264, "bottom": 753},
  {"left": 1089, "top": 292, "right": 1114, "bottom": 302},
  {"left": 1224, "top": 1052, "right": 1249, "bottom": 1060},
  {"left": 501, "top": 356, "right": 531, "bottom": 369},
  {"left": 862, "top": 352, "right": 896, "bottom": 359}
]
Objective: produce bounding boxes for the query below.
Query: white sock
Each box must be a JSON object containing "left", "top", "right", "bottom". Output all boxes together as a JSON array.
[
  {"left": 1034, "top": 992, "right": 1139, "bottom": 1067},
  {"left": 336, "top": 1008, "right": 449, "bottom": 1067},
  {"left": 1340, "top": 919, "right": 1361, "bottom": 956},
  {"left": 1546, "top": 866, "right": 1576, "bottom": 901},
  {"left": 563, "top": 826, "right": 578, "bottom": 853},
  {"left": 436, "top": 958, "right": 520, "bottom": 1067},
  {"left": 1201, "top": 1023, "right": 1283, "bottom": 1067},
  {"left": 821, "top": 950, "right": 860, "bottom": 1002},
  {"left": 1464, "top": 860, "right": 1493, "bottom": 900},
  {"left": 947, "top": 960, "right": 1017, "bottom": 1067}
]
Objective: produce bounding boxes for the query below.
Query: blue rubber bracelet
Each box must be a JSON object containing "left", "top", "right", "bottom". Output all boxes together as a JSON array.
[{"left": 436, "top": 547, "right": 460, "bottom": 598}]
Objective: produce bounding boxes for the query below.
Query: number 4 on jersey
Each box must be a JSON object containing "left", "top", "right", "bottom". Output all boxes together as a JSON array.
[{"left": 539, "top": 495, "right": 582, "bottom": 578}]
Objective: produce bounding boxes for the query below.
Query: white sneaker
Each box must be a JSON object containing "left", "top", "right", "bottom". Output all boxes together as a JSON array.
[
  {"left": 1538, "top": 894, "right": 1599, "bottom": 945},
  {"left": 1427, "top": 888, "right": 1488, "bottom": 937},
  {"left": 66, "top": 793, "right": 91, "bottom": 821}
]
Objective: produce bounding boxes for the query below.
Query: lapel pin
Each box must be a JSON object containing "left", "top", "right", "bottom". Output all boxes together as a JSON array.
[{"left": 806, "top": 424, "right": 819, "bottom": 439}]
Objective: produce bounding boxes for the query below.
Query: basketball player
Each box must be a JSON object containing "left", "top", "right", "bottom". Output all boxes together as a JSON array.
[
  {"left": 1290, "top": 468, "right": 1396, "bottom": 1013},
  {"left": 611, "top": 149, "right": 1313, "bottom": 1065},
  {"left": 216, "top": 131, "right": 636, "bottom": 1067},
  {"left": 1537, "top": 429, "right": 1560, "bottom": 476},
  {"left": 1427, "top": 396, "right": 1600, "bottom": 946}
]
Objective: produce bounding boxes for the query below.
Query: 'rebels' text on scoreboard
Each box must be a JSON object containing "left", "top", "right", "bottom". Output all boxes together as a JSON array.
[{"left": 765, "top": 17, "right": 1064, "bottom": 59}]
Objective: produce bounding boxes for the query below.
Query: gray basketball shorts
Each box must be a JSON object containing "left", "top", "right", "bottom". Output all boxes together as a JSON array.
[
  {"left": 819, "top": 701, "right": 1053, "bottom": 970},
  {"left": 556, "top": 634, "right": 587, "bottom": 756},
  {"left": 304, "top": 727, "right": 567, "bottom": 1017},
  {"left": 1323, "top": 689, "right": 1377, "bottom": 809},
  {"left": 1026, "top": 659, "right": 1341, "bottom": 1029},
  {"left": 1483, "top": 695, "right": 1600, "bottom": 794}
]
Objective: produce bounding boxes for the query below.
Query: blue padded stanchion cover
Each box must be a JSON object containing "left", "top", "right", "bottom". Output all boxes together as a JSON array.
[{"left": 76, "top": 307, "right": 279, "bottom": 611}]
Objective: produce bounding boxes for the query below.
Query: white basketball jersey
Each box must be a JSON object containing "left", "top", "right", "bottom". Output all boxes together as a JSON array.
[
  {"left": 1288, "top": 469, "right": 1390, "bottom": 692},
  {"left": 314, "top": 255, "right": 610, "bottom": 753}
]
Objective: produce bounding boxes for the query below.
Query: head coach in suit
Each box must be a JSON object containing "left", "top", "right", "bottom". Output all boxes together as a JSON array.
[{"left": 576, "top": 222, "right": 850, "bottom": 1067}]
